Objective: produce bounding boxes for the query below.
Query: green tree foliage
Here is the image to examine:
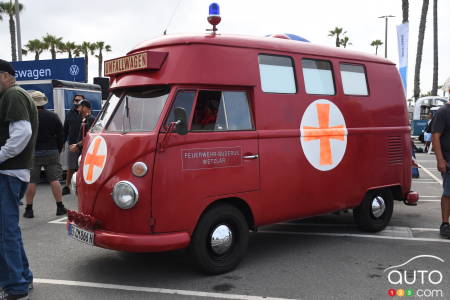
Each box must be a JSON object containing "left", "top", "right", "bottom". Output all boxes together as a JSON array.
[
  {"left": 0, "top": 1, "right": 24, "bottom": 61},
  {"left": 43, "top": 33, "right": 63, "bottom": 59},
  {"left": 370, "top": 40, "right": 383, "bottom": 55},
  {"left": 94, "top": 41, "right": 112, "bottom": 77},
  {"left": 24, "top": 39, "right": 45, "bottom": 60}
]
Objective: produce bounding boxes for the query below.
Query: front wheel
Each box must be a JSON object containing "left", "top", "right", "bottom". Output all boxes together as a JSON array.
[
  {"left": 353, "top": 189, "right": 394, "bottom": 232},
  {"left": 189, "top": 204, "right": 249, "bottom": 274}
]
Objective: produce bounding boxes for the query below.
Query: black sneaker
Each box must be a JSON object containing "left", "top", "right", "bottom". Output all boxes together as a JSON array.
[
  {"left": 56, "top": 205, "right": 67, "bottom": 216},
  {"left": 62, "top": 186, "right": 71, "bottom": 195},
  {"left": 439, "top": 223, "right": 450, "bottom": 238},
  {"left": 23, "top": 208, "right": 34, "bottom": 219}
]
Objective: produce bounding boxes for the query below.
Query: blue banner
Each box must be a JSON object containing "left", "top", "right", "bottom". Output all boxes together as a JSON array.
[
  {"left": 396, "top": 23, "right": 409, "bottom": 94},
  {"left": 11, "top": 58, "right": 85, "bottom": 82}
]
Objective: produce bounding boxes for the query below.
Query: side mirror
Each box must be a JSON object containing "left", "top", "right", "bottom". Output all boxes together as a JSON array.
[{"left": 174, "top": 107, "right": 188, "bottom": 135}]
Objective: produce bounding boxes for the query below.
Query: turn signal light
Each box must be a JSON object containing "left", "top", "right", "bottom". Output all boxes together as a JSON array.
[{"left": 132, "top": 162, "right": 148, "bottom": 177}]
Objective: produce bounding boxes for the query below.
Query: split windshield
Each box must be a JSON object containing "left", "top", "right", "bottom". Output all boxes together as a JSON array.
[{"left": 92, "top": 86, "right": 170, "bottom": 133}]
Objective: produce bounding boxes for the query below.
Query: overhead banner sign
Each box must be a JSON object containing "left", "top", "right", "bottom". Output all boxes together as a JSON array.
[
  {"left": 11, "top": 57, "right": 85, "bottom": 82},
  {"left": 396, "top": 22, "right": 409, "bottom": 95}
]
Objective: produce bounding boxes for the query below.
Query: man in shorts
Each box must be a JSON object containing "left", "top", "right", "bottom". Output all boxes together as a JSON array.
[
  {"left": 62, "top": 95, "right": 83, "bottom": 195},
  {"left": 432, "top": 89, "right": 450, "bottom": 238},
  {"left": 23, "top": 91, "right": 67, "bottom": 218}
]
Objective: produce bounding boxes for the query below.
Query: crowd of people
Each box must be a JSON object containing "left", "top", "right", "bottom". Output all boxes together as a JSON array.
[{"left": 0, "top": 59, "right": 95, "bottom": 299}]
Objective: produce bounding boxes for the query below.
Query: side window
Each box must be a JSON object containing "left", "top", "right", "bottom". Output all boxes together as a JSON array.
[
  {"left": 302, "top": 59, "right": 335, "bottom": 95},
  {"left": 340, "top": 63, "right": 369, "bottom": 96},
  {"left": 165, "top": 90, "right": 196, "bottom": 127},
  {"left": 191, "top": 90, "right": 253, "bottom": 131},
  {"left": 258, "top": 54, "right": 296, "bottom": 94}
]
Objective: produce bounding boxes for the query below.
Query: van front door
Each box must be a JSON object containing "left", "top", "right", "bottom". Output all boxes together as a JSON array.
[{"left": 152, "top": 89, "right": 259, "bottom": 233}]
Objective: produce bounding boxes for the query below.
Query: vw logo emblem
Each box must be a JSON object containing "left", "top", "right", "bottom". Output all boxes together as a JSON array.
[{"left": 69, "top": 65, "right": 80, "bottom": 76}]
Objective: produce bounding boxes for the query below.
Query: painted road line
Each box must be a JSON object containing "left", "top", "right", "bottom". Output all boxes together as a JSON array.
[
  {"left": 420, "top": 196, "right": 441, "bottom": 198},
  {"left": 411, "top": 228, "right": 440, "bottom": 232},
  {"left": 412, "top": 181, "right": 440, "bottom": 184},
  {"left": 259, "top": 230, "right": 450, "bottom": 243},
  {"left": 49, "top": 217, "right": 67, "bottom": 224},
  {"left": 33, "top": 279, "right": 295, "bottom": 300},
  {"left": 416, "top": 162, "right": 443, "bottom": 185},
  {"left": 420, "top": 200, "right": 441, "bottom": 202}
]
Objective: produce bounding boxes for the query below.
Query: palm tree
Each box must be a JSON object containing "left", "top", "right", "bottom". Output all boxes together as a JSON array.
[
  {"left": 24, "top": 39, "right": 45, "bottom": 60},
  {"left": 431, "top": 0, "right": 438, "bottom": 96},
  {"left": 340, "top": 37, "right": 351, "bottom": 48},
  {"left": 0, "top": 1, "right": 24, "bottom": 61},
  {"left": 402, "top": 0, "right": 409, "bottom": 23},
  {"left": 75, "top": 42, "right": 96, "bottom": 82},
  {"left": 328, "top": 27, "right": 346, "bottom": 47},
  {"left": 58, "top": 41, "right": 77, "bottom": 59},
  {"left": 370, "top": 40, "right": 383, "bottom": 55},
  {"left": 43, "top": 34, "right": 63, "bottom": 59},
  {"left": 94, "top": 41, "right": 112, "bottom": 77},
  {"left": 413, "top": 0, "right": 430, "bottom": 100}
]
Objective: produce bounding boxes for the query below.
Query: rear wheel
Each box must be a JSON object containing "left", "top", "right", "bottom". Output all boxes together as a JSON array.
[
  {"left": 353, "top": 190, "right": 394, "bottom": 232},
  {"left": 189, "top": 204, "right": 249, "bottom": 274}
]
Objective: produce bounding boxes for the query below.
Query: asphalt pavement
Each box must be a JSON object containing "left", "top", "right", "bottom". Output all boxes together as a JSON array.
[{"left": 15, "top": 150, "right": 450, "bottom": 300}]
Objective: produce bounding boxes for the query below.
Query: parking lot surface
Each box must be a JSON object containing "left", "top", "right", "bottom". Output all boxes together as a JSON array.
[{"left": 17, "top": 152, "right": 449, "bottom": 300}]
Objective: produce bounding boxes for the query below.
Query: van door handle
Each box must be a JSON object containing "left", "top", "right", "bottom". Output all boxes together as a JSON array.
[{"left": 243, "top": 154, "right": 259, "bottom": 160}]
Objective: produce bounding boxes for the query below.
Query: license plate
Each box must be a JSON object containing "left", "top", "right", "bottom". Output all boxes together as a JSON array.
[{"left": 68, "top": 223, "right": 94, "bottom": 246}]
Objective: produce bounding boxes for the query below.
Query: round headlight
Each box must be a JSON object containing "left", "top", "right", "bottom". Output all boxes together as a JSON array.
[{"left": 112, "top": 181, "right": 139, "bottom": 209}]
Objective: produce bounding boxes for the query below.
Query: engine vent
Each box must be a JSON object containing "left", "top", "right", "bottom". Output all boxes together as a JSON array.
[{"left": 387, "top": 136, "right": 404, "bottom": 165}]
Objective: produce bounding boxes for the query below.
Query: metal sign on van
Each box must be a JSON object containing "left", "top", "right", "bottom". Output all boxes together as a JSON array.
[
  {"left": 300, "top": 99, "right": 348, "bottom": 171},
  {"left": 11, "top": 58, "right": 85, "bottom": 82},
  {"left": 182, "top": 147, "right": 242, "bottom": 170},
  {"left": 104, "top": 51, "right": 168, "bottom": 76}
]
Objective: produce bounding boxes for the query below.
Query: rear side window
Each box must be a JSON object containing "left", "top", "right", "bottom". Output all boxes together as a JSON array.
[
  {"left": 302, "top": 59, "right": 335, "bottom": 95},
  {"left": 258, "top": 55, "right": 296, "bottom": 94},
  {"left": 340, "top": 63, "right": 369, "bottom": 96},
  {"left": 191, "top": 90, "right": 253, "bottom": 131}
]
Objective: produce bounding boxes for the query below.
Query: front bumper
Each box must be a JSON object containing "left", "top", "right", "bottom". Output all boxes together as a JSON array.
[
  {"left": 94, "top": 229, "right": 191, "bottom": 252},
  {"left": 67, "top": 210, "right": 190, "bottom": 252}
]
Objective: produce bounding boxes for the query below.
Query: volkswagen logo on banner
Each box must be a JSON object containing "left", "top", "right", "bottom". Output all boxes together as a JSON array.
[
  {"left": 11, "top": 58, "right": 86, "bottom": 82},
  {"left": 69, "top": 64, "right": 80, "bottom": 76}
]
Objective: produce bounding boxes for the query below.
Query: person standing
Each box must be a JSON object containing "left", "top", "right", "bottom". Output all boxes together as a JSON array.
[
  {"left": 69, "top": 100, "right": 95, "bottom": 153},
  {"left": 62, "top": 95, "right": 83, "bottom": 195},
  {"left": 424, "top": 112, "right": 434, "bottom": 153},
  {"left": 23, "top": 91, "right": 67, "bottom": 218},
  {"left": 0, "top": 59, "right": 37, "bottom": 299},
  {"left": 432, "top": 89, "right": 450, "bottom": 238}
]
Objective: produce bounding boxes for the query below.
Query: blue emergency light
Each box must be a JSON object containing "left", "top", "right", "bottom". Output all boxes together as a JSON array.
[
  {"left": 209, "top": 3, "right": 220, "bottom": 16},
  {"left": 207, "top": 2, "right": 221, "bottom": 32}
]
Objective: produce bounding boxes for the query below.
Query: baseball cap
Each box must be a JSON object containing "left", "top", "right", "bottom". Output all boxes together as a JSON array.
[
  {"left": 79, "top": 99, "right": 91, "bottom": 109},
  {"left": 0, "top": 59, "right": 15, "bottom": 76}
]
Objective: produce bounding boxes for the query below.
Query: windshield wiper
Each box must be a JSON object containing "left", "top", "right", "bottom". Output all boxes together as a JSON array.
[{"left": 122, "top": 96, "right": 131, "bottom": 133}]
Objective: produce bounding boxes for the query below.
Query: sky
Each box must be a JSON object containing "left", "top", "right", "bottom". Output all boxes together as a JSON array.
[{"left": 0, "top": 0, "right": 449, "bottom": 99}]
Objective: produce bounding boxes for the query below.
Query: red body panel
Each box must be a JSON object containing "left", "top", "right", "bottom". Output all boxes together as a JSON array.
[{"left": 73, "top": 34, "right": 412, "bottom": 252}]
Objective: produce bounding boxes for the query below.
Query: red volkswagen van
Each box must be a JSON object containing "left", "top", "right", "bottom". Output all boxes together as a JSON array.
[{"left": 67, "top": 32, "right": 418, "bottom": 274}]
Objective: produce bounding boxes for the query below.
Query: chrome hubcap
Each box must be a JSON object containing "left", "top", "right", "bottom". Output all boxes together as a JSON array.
[
  {"left": 210, "top": 224, "right": 233, "bottom": 255},
  {"left": 371, "top": 196, "right": 386, "bottom": 218}
]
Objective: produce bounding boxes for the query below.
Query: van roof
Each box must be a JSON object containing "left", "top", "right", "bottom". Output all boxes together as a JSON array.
[{"left": 128, "top": 34, "right": 394, "bottom": 65}]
